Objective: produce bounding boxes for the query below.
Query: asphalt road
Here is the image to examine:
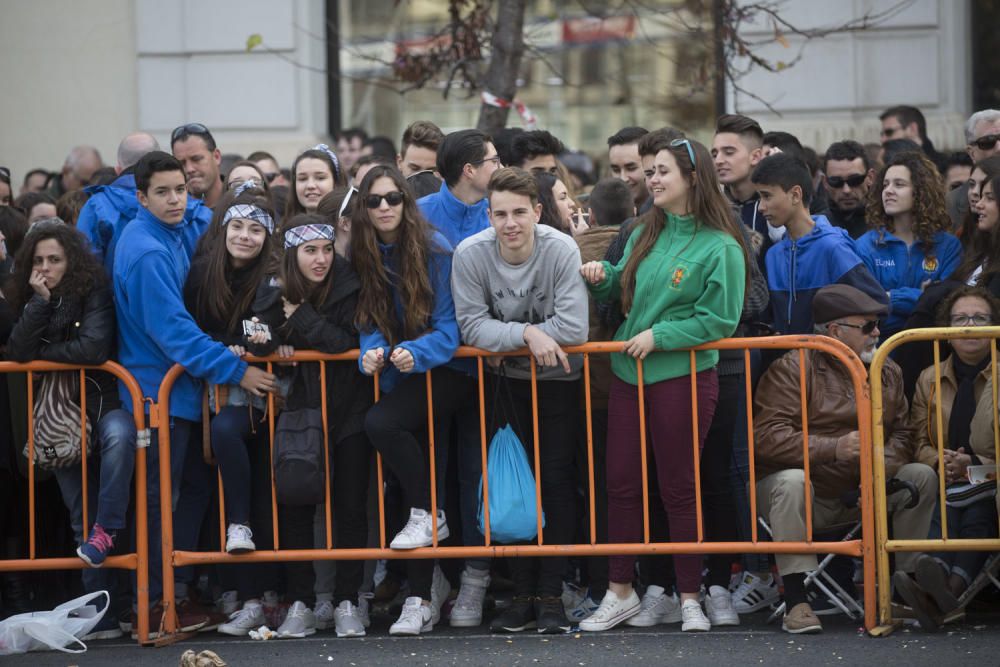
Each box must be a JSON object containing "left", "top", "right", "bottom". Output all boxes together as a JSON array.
[{"left": 6, "top": 611, "right": 997, "bottom": 666}]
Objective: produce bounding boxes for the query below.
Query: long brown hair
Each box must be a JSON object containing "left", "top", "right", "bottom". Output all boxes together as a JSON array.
[
  {"left": 955, "top": 157, "right": 1000, "bottom": 282},
  {"left": 7, "top": 221, "right": 102, "bottom": 312},
  {"left": 284, "top": 147, "right": 347, "bottom": 220},
  {"left": 192, "top": 187, "right": 276, "bottom": 334},
  {"left": 620, "top": 137, "right": 750, "bottom": 313},
  {"left": 350, "top": 165, "right": 437, "bottom": 345},
  {"left": 865, "top": 151, "right": 951, "bottom": 251},
  {"left": 280, "top": 213, "right": 337, "bottom": 308}
]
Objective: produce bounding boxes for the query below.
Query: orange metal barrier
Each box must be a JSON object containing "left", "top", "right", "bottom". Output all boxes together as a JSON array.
[
  {"left": 869, "top": 326, "right": 1000, "bottom": 636},
  {"left": 0, "top": 360, "right": 150, "bottom": 644},
  {"left": 153, "top": 336, "right": 876, "bottom": 636}
]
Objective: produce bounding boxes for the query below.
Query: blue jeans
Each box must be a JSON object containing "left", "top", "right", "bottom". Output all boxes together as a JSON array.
[
  {"left": 53, "top": 408, "right": 136, "bottom": 593},
  {"left": 137, "top": 417, "right": 211, "bottom": 605}
]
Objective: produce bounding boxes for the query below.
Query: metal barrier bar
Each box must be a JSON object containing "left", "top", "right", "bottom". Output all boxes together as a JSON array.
[
  {"left": 0, "top": 360, "right": 150, "bottom": 645},
  {"left": 870, "top": 326, "right": 1000, "bottom": 635},
  {"left": 154, "top": 335, "right": 875, "bottom": 639}
]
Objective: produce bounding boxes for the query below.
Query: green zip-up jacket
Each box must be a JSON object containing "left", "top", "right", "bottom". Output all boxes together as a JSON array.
[{"left": 589, "top": 213, "right": 746, "bottom": 385}]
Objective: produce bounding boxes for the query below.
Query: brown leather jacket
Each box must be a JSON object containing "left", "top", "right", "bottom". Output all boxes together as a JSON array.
[
  {"left": 754, "top": 347, "right": 916, "bottom": 498},
  {"left": 575, "top": 224, "right": 620, "bottom": 410},
  {"left": 911, "top": 356, "right": 992, "bottom": 468}
]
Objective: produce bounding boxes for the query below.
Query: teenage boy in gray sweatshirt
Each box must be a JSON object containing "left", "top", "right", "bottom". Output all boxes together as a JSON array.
[{"left": 451, "top": 167, "right": 588, "bottom": 634}]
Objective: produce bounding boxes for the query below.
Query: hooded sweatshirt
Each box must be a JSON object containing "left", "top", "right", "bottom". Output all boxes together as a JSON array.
[
  {"left": 358, "top": 231, "right": 466, "bottom": 393},
  {"left": 113, "top": 206, "right": 246, "bottom": 420},
  {"left": 765, "top": 215, "right": 887, "bottom": 335},
  {"left": 418, "top": 182, "right": 490, "bottom": 248},
  {"left": 77, "top": 172, "right": 212, "bottom": 276}
]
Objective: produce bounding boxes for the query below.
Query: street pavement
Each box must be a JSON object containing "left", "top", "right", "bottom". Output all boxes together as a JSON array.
[{"left": 7, "top": 610, "right": 998, "bottom": 666}]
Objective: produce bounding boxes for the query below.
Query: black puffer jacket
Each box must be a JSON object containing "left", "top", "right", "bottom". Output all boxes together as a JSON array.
[
  {"left": 6, "top": 284, "right": 121, "bottom": 422},
  {"left": 253, "top": 255, "right": 373, "bottom": 442}
]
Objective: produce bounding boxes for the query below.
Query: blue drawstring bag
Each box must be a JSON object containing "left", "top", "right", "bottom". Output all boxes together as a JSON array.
[{"left": 478, "top": 424, "right": 545, "bottom": 543}]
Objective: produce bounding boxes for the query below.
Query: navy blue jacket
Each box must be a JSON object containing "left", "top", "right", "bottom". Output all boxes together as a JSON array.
[{"left": 765, "top": 216, "right": 887, "bottom": 335}]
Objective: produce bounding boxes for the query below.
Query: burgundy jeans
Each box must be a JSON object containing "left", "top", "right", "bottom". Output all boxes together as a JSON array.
[{"left": 606, "top": 370, "right": 718, "bottom": 593}]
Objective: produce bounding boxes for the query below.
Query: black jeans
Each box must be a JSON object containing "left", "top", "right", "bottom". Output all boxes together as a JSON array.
[
  {"left": 365, "top": 367, "right": 476, "bottom": 599},
  {"left": 487, "top": 373, "right": 579, "bottom": 599},
  {"left": 700, "top": 372, "right": 743, "bottom": 589}
]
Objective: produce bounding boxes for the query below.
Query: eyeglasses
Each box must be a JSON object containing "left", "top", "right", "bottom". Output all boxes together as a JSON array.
[
  {"left": 826, "top": 174, "right": 867, "bottom": 189},
  {"left": 835, "top": 319, "right": 880, "bottom": 335},
  {"left": 472, "top": 155, "right": 502, "bottom": 167},
  {"left": 365, "top": 191, "right": 404, "bottom": 209},
  {"left": 971, "top": 133, "right": 1000, "bottom": 151},
  {"left": 950, "top": 313, "right": 992, "bottom": 327},
  {"left": 228, "top": 177, "right": 262, "bottom": 190},
  {"left": 339, "top": 186, "right": 358, "bottom": 218},
  {"left": 671, "top": 138, "right": 696, "bottom": 167},
  {"left": 262, "top": 172, "right": 280, "bottom": 184},
  {"left": 171, "top": 122, "right": 213, "bottom": 144}
]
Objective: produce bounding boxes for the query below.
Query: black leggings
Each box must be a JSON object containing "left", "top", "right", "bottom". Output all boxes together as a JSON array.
[
  {"left": 700, "top": 372, "right": 742, "bottom": 589},
  {"left": 365, "top": 367, "right": 476, "bottom": 599}
]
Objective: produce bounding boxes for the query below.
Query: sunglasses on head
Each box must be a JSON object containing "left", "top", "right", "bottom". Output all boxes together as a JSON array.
[
  {"left": 171, "top": 122, "right": 213, "bottom": 143},
  {"left": 826, "top": 174, "right": 867, "bottom": 189},
  {"left": 339, "top": 186, "right": 358, "bottom": 218},
  {"left": 365, "top": 191, "right": 404, "bottom": 209},
  {"left": 0, "top": 166, "right": 9, "bottom": 179},
  {"left": 835, "top": 319, "right": 880, "bottom": 335},
  {"left": 972, "top": 133, "right": 1000, "bottom": 151},
  {"left": 670, "top": 138, "right": 696, "bottom": 167}
]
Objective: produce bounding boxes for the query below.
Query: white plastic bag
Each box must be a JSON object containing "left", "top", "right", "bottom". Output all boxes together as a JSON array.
[{"left": 0, "top": 590, "right": 109, "bottom": 655}]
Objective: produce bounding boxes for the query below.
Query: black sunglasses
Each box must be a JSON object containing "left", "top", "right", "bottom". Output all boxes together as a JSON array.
[
  {"left": 835, "top": 319, "right": 880, "bottom": 335},
  {"left": 171, "top": 122, "right": 213, "bottom": 143},
  {"left": 826, "top": 174, "right": 866, "bottom": 189},
  {"left": 972, "top": 133, "right": 1000, "bottom": 151},
  {"left": 365, "top": 191, "right": 404, "bottom": 209}
]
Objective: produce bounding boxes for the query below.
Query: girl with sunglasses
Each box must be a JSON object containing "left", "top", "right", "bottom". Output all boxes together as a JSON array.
[
  {"left": 580, "top": 136, "right": 749, "bottom": 632},
  {"left": 182, "top": 185, "right": 284, "bottom": 634},
  {"left": 251, "top": 212, "right": 374, "bottom": 639},
  {"left": 857, "top": 152, "right": 963, "bottom": 340},
  {"left": 285, "top": 145, "right": 346, "bottom": 220},
  {"left": 352, "top": 165, "right": 475, "bottom": 636}
]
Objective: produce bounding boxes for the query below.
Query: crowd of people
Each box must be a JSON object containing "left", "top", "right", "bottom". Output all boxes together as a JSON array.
[{"left": 0, "top": 103, "right": 998, "bottom": 643}]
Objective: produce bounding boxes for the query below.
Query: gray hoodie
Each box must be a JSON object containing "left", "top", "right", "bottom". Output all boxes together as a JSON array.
[{"left": 452, "top": 224, "right": 589, "bottom": 381}]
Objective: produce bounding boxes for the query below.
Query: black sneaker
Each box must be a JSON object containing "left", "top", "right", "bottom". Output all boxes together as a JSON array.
[
  {"left": 490, "top": 597, "right": 536, "bottom": 632},
  {"left": 535, "top": 596, "right": 571, "bottom": 634}
]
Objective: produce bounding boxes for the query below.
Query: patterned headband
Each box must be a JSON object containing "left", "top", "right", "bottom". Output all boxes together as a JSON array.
[
  {"left": 312, "top": 143, "right": 341, "bottom": 182},
  {"left": 222, "top": 204, "right": 275, "bottom": 234},
  {"left": 284, "top": 223, "right": 335, "bottom": 249}
]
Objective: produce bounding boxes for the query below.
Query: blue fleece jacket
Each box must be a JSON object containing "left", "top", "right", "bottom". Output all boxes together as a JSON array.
[
  {"left": 77, "top": 173, "right": 212, "bottom": 276},
  {"left": 113, "top": 206, "right": 247, "bottom": 420},
  {"left": 358, "top": 231, "right": 467, "bottom": 393},
  {"left": 855, "top": 228, "right": 962, "bottom": 337},
  {"left": 418, "top": 182, "right": 490, "bottom": 248},
  {"left": 765, "top": 216, "right": 888, "bottom": 335}
]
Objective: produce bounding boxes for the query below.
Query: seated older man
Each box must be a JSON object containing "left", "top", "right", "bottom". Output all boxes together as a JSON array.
[{"left": 754, "top": 284, "right": 937, "bottom": 634}]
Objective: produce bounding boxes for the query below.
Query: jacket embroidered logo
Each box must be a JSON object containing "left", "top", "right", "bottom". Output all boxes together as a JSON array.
[
  {"left": 922, "top": 256, "right": 938, "bottom": 272},
  {"left": 670, "top": 266, "right": 686, "bottom": 290}
]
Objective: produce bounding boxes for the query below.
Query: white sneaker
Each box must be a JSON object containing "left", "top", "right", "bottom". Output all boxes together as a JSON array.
[
  {"left": 333, "top": 600, "right": 366, "bottom": 637},
  {"left": 579, "top": 590, "right": 641, "bottom": 632},
  {"left": 225, "top": 523, "right": 255, "bottom": 554},
  {"left": 731, "top": 572, "right": 780, "bottom": 614},
  {"left": 218, "top": 600, "right": 265, "bottom": 636},
  {"left": 680, "top": 599, "right": 711, "bottom": 632},
  {"left": 625, "top": 585, "right": 682, "bottom": 627},
  {"left": 705, "top": 585, "right": 740, "bottom": 626},
  {"left": 390, "top": 596, "right": 433, "bottom": 636},
  {"left": 358, "top": 592, "right": 373, "bottom": 629},
  {"left": 390, "top": 508, "right": 450, "bottom": 549},
  {"left": 567, "top": 592, "right": 601, "bottom": 622},
  {"left": 277, "top": 601, "right": 316, "bottom": 638},
  {"left": 314, "top": 598, "right": 336, "bottom": 630},
  {"left": 215, "top": 589, "right": 239, "bottom": 616},
  {"left": 450, "top": 567, "right": 490, "bottom": 627},
  {"left": 430, "top": 564, "right": 452, "bottom": 625}
]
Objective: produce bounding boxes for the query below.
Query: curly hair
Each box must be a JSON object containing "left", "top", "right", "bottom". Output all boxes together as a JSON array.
[
  {"left": 865, "top": 151, "right": 951, "bottom": 250},
  {"left": 6, "top": 221, "right": 103, "bottom": 312},
  {"left": 349, "top": 165, "right": 439, "bottom": 346}
]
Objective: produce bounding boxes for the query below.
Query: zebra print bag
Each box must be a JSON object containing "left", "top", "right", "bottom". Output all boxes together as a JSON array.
[{"left": 23, "top": 371, "right": 93, "bottom": 470}]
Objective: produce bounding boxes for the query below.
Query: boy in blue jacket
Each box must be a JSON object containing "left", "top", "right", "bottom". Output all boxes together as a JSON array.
[
  {"left": 752, "top": 154, "right": 887, "bottom": 335},
  {"left": 113, "top": 151, "right": 276, "bottom": 631}
]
